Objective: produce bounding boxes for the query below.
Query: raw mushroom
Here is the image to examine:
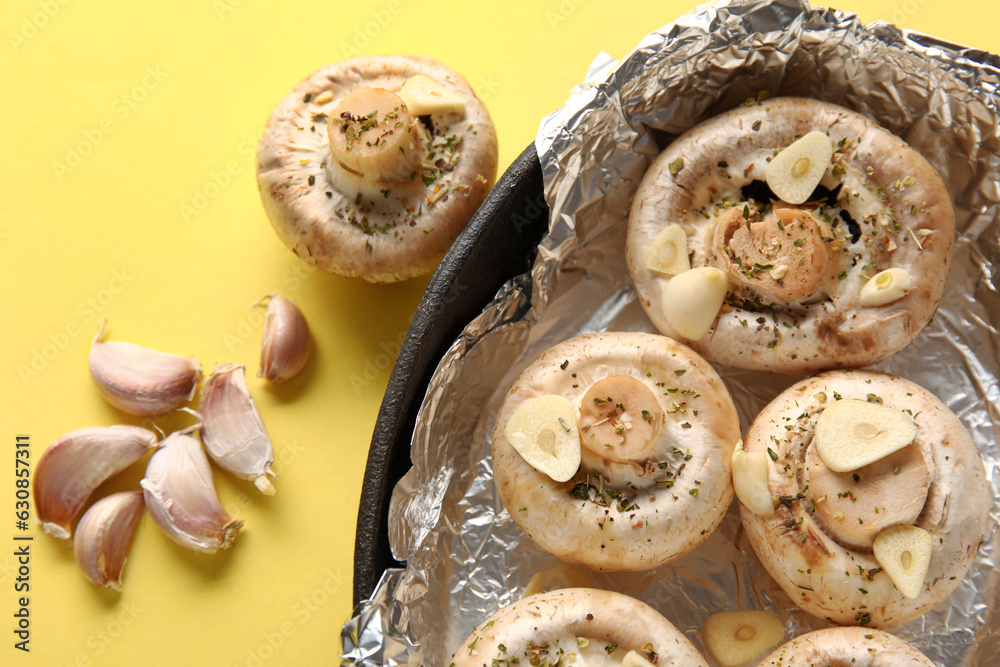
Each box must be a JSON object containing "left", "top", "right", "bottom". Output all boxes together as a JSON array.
[
  {"left": 256, "top": 54, "right": 498, "bottom": 283},
  {"left": 736, "top": 369, "right": 989, "bottom": 627},
  {"left": 492, "top": 332, "right": 740, "bottom": 572},
  {"left": 760, "top": 627, "right": 936, "bottom": 666},
  {"left": 450, "top": 588, "right": 708, "bottom": 667},
  {"left": 627, "top": 97, "right": 955, "bottom": 373}
]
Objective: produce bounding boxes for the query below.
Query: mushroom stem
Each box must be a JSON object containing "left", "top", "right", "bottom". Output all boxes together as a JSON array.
[
  {"left": 326, "top": 87, "right": 423, "bottom": 183},
  {"left": 578, "top": 375, "right": 663, "bottom": 465}
]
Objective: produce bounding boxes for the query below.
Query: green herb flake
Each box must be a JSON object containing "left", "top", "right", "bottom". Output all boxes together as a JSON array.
[
  {"left": 767, "top": 447, "right": 778, "bottom": 461},
  {"left": 668, "top": 157, "right": 684, "bottom": 175},
  {"left": 674, "top": 369, "right": 687, "bottom": 376},
  {"left": 689, "top": 488, "right": 699, "bottom": 496}
]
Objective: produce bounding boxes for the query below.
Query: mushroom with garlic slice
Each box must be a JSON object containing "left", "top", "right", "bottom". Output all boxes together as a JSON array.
[
  {"left": 736, "top": 369, "right": 989, "bottom": 627},
  {"left": 450, "top": 588, "right": 708, "bottom": 667},
  {"left": 492, "top": 332, "right": 740, "bottom": 572},
  {"left": 760, "top": 627, "right": 936, "bottom": 666},
  {"left": 256, "top": 55, "right": 498, "bottom": 283},
  {"left": 627, "top": 97, "right": 955, "bottom": 373}
]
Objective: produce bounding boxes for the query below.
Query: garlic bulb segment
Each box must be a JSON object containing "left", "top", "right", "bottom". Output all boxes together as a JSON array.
[
  {"left": 88, "top": 323, "right": 202, "bottom": 416},
  {"left": 73, "top": 491, "right": 144, "bottom": 591},
  {"left": 397, "top": 74, "right": 466, "bottom": 116},
  {"left": 200, "top": 363, "right": 276, "bottom": 495},
  {"left": 732, "top": 440, "right": 774, "bottom": 517},
  {"left": 34, "top": 425, "right": 158, "bottom": 539},
  {"left": 258, "top": 295, "right": 311, "bottom": 385},
  {"left": 860, "top": 268, "right": 912, "bottom": 307},
  {"left": 661, "top": 267, "right": 728, "bottom": 340},
  {"left": 765, "top": 131, "right": 834, "bottom": 204},
  {"left": 814, "top": 399, "right": 917, "bottom": 472},
  {"left": 140, "top": 429, "right": 243, "bottom": 554}
]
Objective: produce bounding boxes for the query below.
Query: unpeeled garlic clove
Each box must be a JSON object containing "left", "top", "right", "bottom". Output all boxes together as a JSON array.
[
  {"left": 200, "top": 363, "right": 276, "bottom": 495},
  {"left": 140, "top": 427, "right": 243, "bottom": 554},
  {"left": 73, "top": 491, "right": 144, "bottom": 591},
  {"left": 258, "top": 295, "right": 310, "bottom": 384},
  {"left": 88, "top": 322, "right": 202, "bottom": 416},
  {"left": 34, "top": 425, "right": 158, "bottom": 539}
]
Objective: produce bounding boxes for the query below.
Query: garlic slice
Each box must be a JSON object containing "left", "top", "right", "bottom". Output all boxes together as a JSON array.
[
  {"left": 873, "top": 524, "right": 933, "bottom": 599},
  {"left": 73, "top": 491, "right": 144, "bottom": 591},
  {"left": 504, "top": 395, "right": 581, "bottom": 482},
  {"left": 258, "top": 294, "right": 311, "bottom": 384},
  {"left": 860, "top": 268, "right": 912, "bottom": 307},
  {"left": 34, "top": 425, "right": 158, "bottom": 539},
  {"left": 200, "top": 363, "right": 276, "bottom": 495},
  {"left": 643, "top": 223, "right": 691, "bottom": 276},
  {"left": 814, "top": 399, "right": 917, "bottom": 472},
  {"left": 765, "top": 131, "right": 834, "bottom": 204},
  {"left": 140, "top": 427, "right": 243, "bottom": 553},
  {"left": 660, "top": 267, "right": 728, "bottom": 340},
  {"left": 397, "top": 74, "right": 466, "bottom": 116},
  {"left": 701, "top": 610, "right": 784, "bottom": 667},
  {"left": 88, "top": 322, "right": 202, "bottom": 416}
]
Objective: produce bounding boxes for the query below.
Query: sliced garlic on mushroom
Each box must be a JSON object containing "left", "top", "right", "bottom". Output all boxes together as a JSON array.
[
  {"left": 860, "top": 267, "right": 912, "bottom": 306},
  {"left": 643, "top": 223, "right": 690, "bottom": 276},
  {"left": 621, "top": 650, "right": 656, "bottom": 667},
  {"left": 34, "top": 425, "right": 158, "bottom": 539},
  {"left": 701, "top": 610, "right": 784, "bottom": 667},
  {"left": 873, "top": 524, "right": 933, "bottom": 599},
  {"left": 814, "top": 399, "right": 917, "bottom": 472},
  {"left": 660, "top": 267, "right": 728, "bottom": 340},
  {"left": 87, "top": 322, "right": 202, "bottom": 417},
  {"left": 504, "top": 395, "right": 581, "bottom": 483},
  {"left": 397, "top": 74, "right": 466, "bottom": 116},
  {"left": 765, "top": 131, "right": 834, "bottom": 204},
  {"left": 732, "top": 440, "right": 773, "bottom": 517},
  {"left": 73, "top": 491, "right": 144, "bottom": 591}
]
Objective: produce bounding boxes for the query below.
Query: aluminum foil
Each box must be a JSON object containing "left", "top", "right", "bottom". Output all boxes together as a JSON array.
[{"left": 342, "top": 1, "right": 1000, "bottom": 664}]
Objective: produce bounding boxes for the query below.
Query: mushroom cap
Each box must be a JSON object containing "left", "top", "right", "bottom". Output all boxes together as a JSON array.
[
  {"left": 738, "top": 369, "right": 989, "bottom": 627},
  {"left": 450, "top": 588, "right": 708, "bottom": 667},
  {"left": 492, "top": 332, "right": 740, "bottom": 571},
  {"left": 760, "top": 627, "right": 936, "bottom": 666},
  {"left": 256, "top": 54, "right": 498, "bottom": 283},
  {"left": 627, "top": 97, "right": 955, "bottom": 373}
]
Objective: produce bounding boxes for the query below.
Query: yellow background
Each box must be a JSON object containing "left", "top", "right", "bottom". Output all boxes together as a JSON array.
[{"left": 1, "top": 1, "right": 996, "bottom": 665}]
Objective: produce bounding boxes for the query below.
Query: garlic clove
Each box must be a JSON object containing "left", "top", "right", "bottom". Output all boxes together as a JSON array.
[
  {"left": 873, "top": 524, "right": 933, "bottom": 599},
  {"left": 732, "top": 439, "right": 774, "bottom": 517},
  {"left": 621, "top": 650, "right": 656, "bottom": 667},
  {"left": 701, "top": 610, "right": 784, "bottom": 667},
  {"left": 860, "top": 268, "right": 912, "bottom": 307},
  {"left": 397, "top": 74, "right": 466, "bottom": 116},
  {"left": 258, "top": 295, "right": 311, "bottom": 384},
  {"left": 34, "top": 425, "right": 158, "bottom": 539},
  {"left": 88, "top": 322, "right": 202, "bottom": 416},
  {"left": 661, "top": 267, "right": 728, "bottom": 340},
  {"left": 504, "top": 395, "right": 581, "bottom": 483},
  {"left": 73, "top": 491, "right": 144, "bottom": 591},
  {"left": 814, "top": 399, "right": 917, "bottom": 472},
  {"left": 765, "top": 131, "right": 834, "bottom": 204},
  {"left": 140, "top": 428, "right": 243, "bottom": 553},
  {"left": 200, "top": 363, "right": 276, "bottom": 495},
  {"left": 643, "top": 223, "right": 691, "bottom": 277}
]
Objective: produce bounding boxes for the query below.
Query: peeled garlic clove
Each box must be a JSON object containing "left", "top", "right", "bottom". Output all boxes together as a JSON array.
[
  {"left": 200, "top": 363, "right": 276, "bottom": 495},
  {"left": 643, "top": 223, "right": 691, "bottom": 276},
  {"left": 34, "top": 425, "right": 158, "bottom": 539},
  {"left": 73, "top": 491, "right": 144, "bottom": 591},
  {"left": 397, "top": 74, "right": 466, "bottom": 116},
  {"left": 140, "top": 428, "right": 243, "bottom": 554},
  {"left": 88, "top": 322, "right": 202, "bottom": 416},
  {"left": 732, "top": 440, "right": 774, "bottom": 517},
  {"left": 873, "top": 524, "right": 933, "bottom": 599},
  {"left": 860, "top": 268, "right": 912, "bottom": 306},
  {"left": 701, "top": 610, "right": 784, "bottom": 667},
  {"left": 661, "top": 267, "right": 728, "bottom": 340},
  {"left": 765, "top": 131, "right": 834, "bottom": 204},
  {"left": 504, "top": 395, "right": 581, "bottom": 482},
  {"left": 258, "top": 295, "right": 311, "bottom": 384},
  {"left": 814, "top": 398, "right": 917, "bottom": 472}
]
